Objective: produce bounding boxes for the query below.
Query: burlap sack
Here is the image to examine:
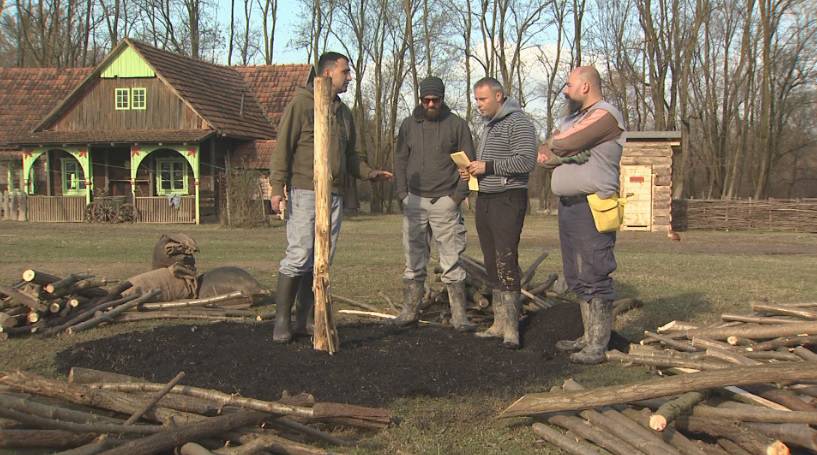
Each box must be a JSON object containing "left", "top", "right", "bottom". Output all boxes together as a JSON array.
[
  {"left": 151, "top": 233, "right": 199, "bottom": 270},
  {"left": 124, "top": 264, "right": 196, "bottom": 302}
]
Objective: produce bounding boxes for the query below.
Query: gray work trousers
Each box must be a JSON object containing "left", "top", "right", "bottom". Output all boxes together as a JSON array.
[{"left": 402, "top": 193, "right": 467, "bottom": 284}]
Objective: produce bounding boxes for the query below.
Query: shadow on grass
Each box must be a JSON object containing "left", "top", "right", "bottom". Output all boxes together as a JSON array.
[{"left": 616, "top": 280, "right": 713, "bottom": 338}]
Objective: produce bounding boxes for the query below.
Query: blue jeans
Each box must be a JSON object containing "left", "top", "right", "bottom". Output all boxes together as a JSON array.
[
  {"left": 278, "top": 188, "right": 343, "bottom": 277},
  {"left": 558, "top": 197, "right": 617, "bottom": 301}
]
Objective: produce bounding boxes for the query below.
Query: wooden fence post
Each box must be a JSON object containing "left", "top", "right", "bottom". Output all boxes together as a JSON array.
[
  {"left": 16, "top": 191, "right": 26, "bottom": 221},
  {"left": 312, "top": 76, "right": 339, "bottom": 353}
]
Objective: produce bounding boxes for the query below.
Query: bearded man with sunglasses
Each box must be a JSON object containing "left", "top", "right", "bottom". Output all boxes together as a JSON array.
[{"left": 392, "top": 76, "right": 477, "bottom": 331}]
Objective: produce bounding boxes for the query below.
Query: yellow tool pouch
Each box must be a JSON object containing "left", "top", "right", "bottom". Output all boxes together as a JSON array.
[{"left": 586, "top": 193, "right": 625, "bottom": 233}]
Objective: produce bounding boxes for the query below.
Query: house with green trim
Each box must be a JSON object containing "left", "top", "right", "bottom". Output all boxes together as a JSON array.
[{"left": 0, "top": 39, "right": 311, "bottom": 223}]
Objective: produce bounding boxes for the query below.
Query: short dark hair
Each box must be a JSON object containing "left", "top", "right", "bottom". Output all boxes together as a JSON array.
[
  {"left": 317, "top": 52, "right": 349, "bottom": 74},
  {"left": 473, "top": 77, "right": 504, "bottom": 95}
]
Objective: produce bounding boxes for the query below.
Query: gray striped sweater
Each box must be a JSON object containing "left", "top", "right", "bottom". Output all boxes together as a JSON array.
[{"left": 475, "top": 98, "right": 538, "bottom": 193}]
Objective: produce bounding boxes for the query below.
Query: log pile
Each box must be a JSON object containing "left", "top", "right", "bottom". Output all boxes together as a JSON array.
[
  {"left": 1, "top": 269, "right": 271, "bottom": 339},
  {"left": 338, "top": 250, "right": 641, "bottom": 327},
  {"left": 0, "top": 367, "right": 394, "bottom": 453},
  {"left": 499, "top": 300, "right": 817, "bottom": 455}
]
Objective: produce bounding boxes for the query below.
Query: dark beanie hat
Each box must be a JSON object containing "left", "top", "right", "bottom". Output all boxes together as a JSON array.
[{"left": 419, "top": 76, "right": 445, "bottom": 98}]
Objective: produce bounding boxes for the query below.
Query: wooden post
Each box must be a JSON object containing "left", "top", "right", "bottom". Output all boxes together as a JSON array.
[
  {"left": 312, "top": 76, "right": 339, "bottom": 354},
  {"left": 224, "top": 151, "right": 232, "bottom": 226}
]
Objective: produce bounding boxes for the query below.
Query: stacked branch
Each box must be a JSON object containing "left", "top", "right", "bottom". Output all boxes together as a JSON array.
[
  {"left": 0, "top": 368, "right": 394, "bottom": 453},
  {"left": 500, "top": 300, "right": 817, "bottom": 455}
]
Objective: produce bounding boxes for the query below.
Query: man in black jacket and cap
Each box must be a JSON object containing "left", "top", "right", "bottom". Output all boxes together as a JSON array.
[{"left": 392, "top": 76, "right": 477, "bottom": 331}]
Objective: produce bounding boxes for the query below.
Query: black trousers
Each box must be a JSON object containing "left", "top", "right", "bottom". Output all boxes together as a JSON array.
[
  {"left": 475, "top": 189, "right": 527, "bottom": 292},
  {"left": 558, "top": 196, "right": 617, "bottom": 301}
]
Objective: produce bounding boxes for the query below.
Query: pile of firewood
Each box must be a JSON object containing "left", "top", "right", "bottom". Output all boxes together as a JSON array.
[
  {"left": 499, "top": 301, "right": 817, "bottom": 454},
  {"left": 0, "top": 367, "right": 393, "bottom": 453},
  {"left": 1, "top": 269, "right": 270, "bottom": 339}
]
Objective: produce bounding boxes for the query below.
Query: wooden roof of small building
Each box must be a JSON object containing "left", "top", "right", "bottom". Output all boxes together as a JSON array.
[{"left": 0, "top": 39, "right": 311, "bottom": 151}]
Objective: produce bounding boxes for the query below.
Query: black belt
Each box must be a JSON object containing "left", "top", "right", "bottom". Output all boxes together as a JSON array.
[{"left": 559, "top": 194, "right": 589, "bottom": 206}]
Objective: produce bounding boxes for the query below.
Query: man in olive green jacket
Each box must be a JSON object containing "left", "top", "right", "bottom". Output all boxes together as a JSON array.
[{"left": 270, "top": 52, "right": 392, "bottom": 343}]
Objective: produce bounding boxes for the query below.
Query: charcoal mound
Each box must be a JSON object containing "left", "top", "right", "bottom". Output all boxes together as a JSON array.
[{"left": 56, "top": 301, "right": 615, "bottom": 406}]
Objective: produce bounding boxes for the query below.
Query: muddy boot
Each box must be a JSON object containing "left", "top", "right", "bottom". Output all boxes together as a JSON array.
[
  {"left": 446, "top": 282, "right": 476, "bottom": 332},
  {"left": 476, "top": 290, "right": 505, "bottom": 339},
  {"left": 555, "top": 299, "right": 590, "bottom": 352},
  {"left": 570, "top": 297, "right": 613, "bottom": 364},
  {"left": 501, "top": 291, "right": 521, "bottom": 349},
  {"left": 293, "top": 271, "right": 314, "bottom": 337},
  {"left": 393, "top": 279, "right": 424, "bottom": 326},
  {"left": 273, "top": 273, "right": 302, "bottom": 343}
]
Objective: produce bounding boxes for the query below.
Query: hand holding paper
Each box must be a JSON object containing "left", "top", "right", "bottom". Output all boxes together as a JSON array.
[{"left": 450, "top": 151, "right": 479, "bottom": 192}]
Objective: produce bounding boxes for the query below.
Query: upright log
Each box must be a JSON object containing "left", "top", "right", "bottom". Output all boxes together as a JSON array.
[{"left": 311, "top": 76, "right": 338, "bottom": 354}]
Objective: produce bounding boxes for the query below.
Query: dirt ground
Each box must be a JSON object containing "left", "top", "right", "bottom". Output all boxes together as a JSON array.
[{"left": 55, "top": 302, "right": 627, "bottom": 406}]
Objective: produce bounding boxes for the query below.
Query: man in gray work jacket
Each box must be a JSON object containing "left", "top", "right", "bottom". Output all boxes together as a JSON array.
[
  {"left": 461, "top": 77, "right": 538, "bottom": 349},
  {"left": 393, "top": 76, "right": 477, "bottom": 331}
]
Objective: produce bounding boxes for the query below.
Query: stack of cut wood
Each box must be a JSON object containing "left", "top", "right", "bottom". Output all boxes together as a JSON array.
[
  {"left": 499, "top": 301, "right": 817, "bottom": 455},
  {"left": 0, "top": 367, "right": 393, "bottom": 454},
  {"left": 338, "top": 250, "right": 641, "bottom": 327},
  {"left": 1, "top": 269, "right": 271, "bottom": 339}
]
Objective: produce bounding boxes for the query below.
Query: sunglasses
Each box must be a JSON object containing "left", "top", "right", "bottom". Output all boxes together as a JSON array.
[{"left": 421, "top": 97, "right": 442, "bottom": 105}]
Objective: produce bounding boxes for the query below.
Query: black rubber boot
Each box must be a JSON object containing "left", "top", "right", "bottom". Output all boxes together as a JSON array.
[
  {"left": 447, "top": 282, "right": 476, "bottom": 332},
  {"left": 293, "top": 271, "right": 314, "bottom": 337},
  {"left": 273, "top": 273, "right": 302, "bottom": 343},
  {"left": 393, "top": 279, "right": 424, "bottom": 326},
  {"left": 501, "top": 290, "right": 521, "bottom": 349},
  {"left": 476, "top": 289, "right": 505, "bottom": 339},
  {"left": 570, "top": 297, "right": 613, "bottom": 364},
  {"left": 555, "top": 299, "right": 590, "bottom": 352}
]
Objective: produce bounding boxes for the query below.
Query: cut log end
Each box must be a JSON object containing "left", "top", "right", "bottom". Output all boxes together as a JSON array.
[
  {"left": 649, "top": 414, "right": 668, "bottom": 431},
  {"left": 767, "top": 440, "right": 790, "bottom": 455}
]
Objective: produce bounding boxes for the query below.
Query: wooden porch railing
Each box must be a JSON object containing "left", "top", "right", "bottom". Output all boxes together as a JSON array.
[
  {"left": 27, "top": 196, "right": 85, "bottom": 222},
  {"left": 135, "top": 196, "right": 195, "bottom": 223}
]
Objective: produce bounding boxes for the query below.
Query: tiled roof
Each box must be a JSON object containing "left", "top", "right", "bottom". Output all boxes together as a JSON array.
[
  {"left": 11, "top": 129, "right": 214, "bottom": 145},
  {"left": 233, "top": 139, "right": 276, "bottom": 169},
  {"left": 127, "top": 40, "right": 275, "bottom": 140},
  {"left": 0, "top": 67, "right": 93, "bottom": 150},
  {"left": 235, "top": 65, "right": 312, "bottom": 136}
]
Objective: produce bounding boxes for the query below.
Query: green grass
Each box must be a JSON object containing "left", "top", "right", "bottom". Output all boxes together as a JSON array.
[{"left": 1, "top": 215, "right": 816, "bottom": 454}]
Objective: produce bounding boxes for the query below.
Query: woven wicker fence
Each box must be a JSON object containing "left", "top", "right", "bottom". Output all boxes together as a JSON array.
[{"left": 671, "top": 199, "right": 817, "bottom": 232}]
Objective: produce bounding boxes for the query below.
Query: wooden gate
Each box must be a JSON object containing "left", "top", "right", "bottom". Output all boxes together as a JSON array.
[
  {"left": 135, "top": 196, "right": 195, "bottom": 223},
  {"left": 621, "top": 165, "right": 652, "bottom": 231},
  {"left": 27, "top": 196, "right": 86, "bottom": 222}
]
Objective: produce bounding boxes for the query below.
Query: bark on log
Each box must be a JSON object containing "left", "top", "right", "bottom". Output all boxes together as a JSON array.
[
  {"left": 752, "top": 303, "right": 817, "bottom": 320},
  {"left": 644, "top": 331, "right": 698, "bottom": 352},
  {"left": 214, "top": 430, "right": 329, "bottom": 455},
  {"left": 792, "top": 346, "right": 817, "bottom": 361},
  {"left": 577, "top": 408, "right": 677, "bottom": 455},
  {"left": 752, "top": 335, "right": 817, "bottom": 351},
  {"left": 721, "top": 314, "right": 801, "bottom": 325},
  {"left": 742, "top": 384, "right": 817, "bottom": 412},
  {"left": 746, "top": 422, "right": 817, "bottom": 452},
  {"left": 22, "top": 269, "right": 62, "bottom": 285},
  {"left": 546, "top": 414, "right": 642, "bottom": 455},
  {"left": 0, "top": 429, "right": 95, "bottom": 449},
  {"left": 123, "top": 371, "right": 186, "bottom": 425},
  {"left": 658, "top": 321, "right": 700, "bottom": 333},
  {"left": 0, "top": 406, "right": 162, "bottom": 434},
  {"left": 674, "top": 416, "right": 789, "bottom": 455},
  {"left": 685, "top": 323, "right": 817, "bottom": 340},
  {"left": 716, "top": 438, "right": 753, "bottom": 455},
  {"left": 744, "top": 351, "right": 802, "bottom": 362},
  {"left": 528, "top": 273, "right": 558, "bottom": 296},
  {"left": 612, "top": 298, "right": 643, "bottom": 318},
  {"left": 97, "top": 410, "right": 269, "bottom": 455},
  {"left": 0, "top": 371, "right": 202, "bottom": 425},
  {"left": 499, "top": 362, "right": 817, "bottom": 418},
  {"left": 531, "top": 423, "right": 609, "bottom": 455},
  {"left": 40, "top": 293, "right": 139, "bottom": 337},
  {"left": 691, "top": 403, "right": 817, "bottom": 424},
  {"left": 0, "top": 392, "right": 126, "bottom": 426},
  {"left": 606, "top": 350, "right": 728, "bottom": 371},
  {"left": 520, "top": 249, "right": 549, "bottom": 288},
  {"left": 115, "top": 313, "right": 260, "bottom": 323},
  {"left": 140, "top": 291, "right": 248, "bottom": 310},
  {"left": 649, "top": 392, "right": 708, "bottom": 431},
  {"left": 45, "top": 274, "right": 93, "bottom": 296}
]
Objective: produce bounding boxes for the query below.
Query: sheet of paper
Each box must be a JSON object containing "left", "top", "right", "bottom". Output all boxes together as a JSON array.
[{"left": 450, "top": 151, "right": 479, "bottom": 191}]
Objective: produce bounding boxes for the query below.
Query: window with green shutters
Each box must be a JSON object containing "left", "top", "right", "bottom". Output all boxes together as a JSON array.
[
  {"left": 156, "top": 158, "right": 188, "bottom": 195},
  {"left": 132, "top": 88, "right": 147, "bottom": 110},
  {"left": 62, "top": 159, "right": 86, "bottom": 195},
  {"left": 115, "top": 88, "right": 130, "bottom": 110}
]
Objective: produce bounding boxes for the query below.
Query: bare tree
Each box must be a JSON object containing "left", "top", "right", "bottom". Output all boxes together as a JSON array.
[{"left": 257, "top": 0, "right": 276, "bottom": 63}]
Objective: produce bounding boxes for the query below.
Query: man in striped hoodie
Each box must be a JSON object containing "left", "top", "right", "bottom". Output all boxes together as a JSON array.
[{"left": 461, "top": 77, "right": 538, "bottom": 349}]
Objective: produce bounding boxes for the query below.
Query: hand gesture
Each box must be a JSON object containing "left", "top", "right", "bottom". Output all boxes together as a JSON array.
[{"left": 368, "top": 170, "right": 394, "bottom": 182}]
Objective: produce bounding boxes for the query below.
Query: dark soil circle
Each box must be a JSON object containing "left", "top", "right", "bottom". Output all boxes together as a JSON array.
[{"left": 56, "top": 302, "right": 625, "bottom": 406}]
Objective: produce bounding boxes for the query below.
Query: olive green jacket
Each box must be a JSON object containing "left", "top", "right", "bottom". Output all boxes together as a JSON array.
[{"left": 269, "top": 87, "right": 373, "bottom": 198}]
